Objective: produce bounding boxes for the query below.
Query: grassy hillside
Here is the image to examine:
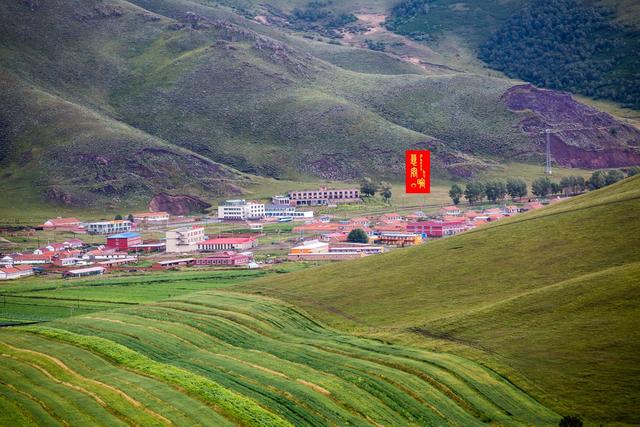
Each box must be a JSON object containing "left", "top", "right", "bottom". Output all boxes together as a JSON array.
[
  {"left": 2, "top": 0, "right": 638, "bottom": 211},
  {"left": 0, "top": 68, "right": 249, "bottom": 209},
  {"left": 244, "top": 175, "right": 640, "bottom": 424},
  {"left": 0, "top": 283, "right": 560, "bottom": 425}
]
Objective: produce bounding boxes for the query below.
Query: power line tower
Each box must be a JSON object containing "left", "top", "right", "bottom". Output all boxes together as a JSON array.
[{"left": 544, "top": 128, "right": 552, "bottom": 175}]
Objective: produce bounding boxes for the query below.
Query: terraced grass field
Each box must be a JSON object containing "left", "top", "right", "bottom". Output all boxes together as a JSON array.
[
  {"left": 0, "top": 270, "right": 269, "bottom": 324},
  {"left": 0, "top": 290, "right": 559, "bottom": 426}
]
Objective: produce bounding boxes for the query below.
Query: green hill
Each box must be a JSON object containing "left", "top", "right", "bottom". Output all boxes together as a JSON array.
[
  {"left": 1, "top": 0, "right": 639, "bottom": 210},
  {"left": 0, "top": 274, "right": 560, "bottom": 426},
  {"left": 243, "top": 175, "right": 640, "bottom": 425}
]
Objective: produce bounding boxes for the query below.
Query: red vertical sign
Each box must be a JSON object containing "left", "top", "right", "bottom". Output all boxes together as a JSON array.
[{"left": 405, "top": 150, "right": 431, "bottom": 193}]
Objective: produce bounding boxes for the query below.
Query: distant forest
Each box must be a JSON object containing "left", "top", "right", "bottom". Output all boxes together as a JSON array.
[
  {"left": 388, "top": 0, "right": 640, "bottom": 110},
  {"left": 479, "top": 0, "right": 640, "bottom": 109}
]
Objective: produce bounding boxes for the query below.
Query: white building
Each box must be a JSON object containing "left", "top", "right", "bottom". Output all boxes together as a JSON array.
[
  {"left": 0, "top": 266, "right": 34, "bottom": 280},
  {"left": 271, "top": 195, "right": 291, "bottom": 205},
  {"left": 132, "top": 211, "right": 170, "bottom": 224},
  {"left": 166, "top": 226, "right": 205, "bottom": 253},
  {"left": 217, "top": 200, "right": 265, "bottom": 220},
  {"left": 84, "top": 220, "right": 132, "bottom": 235}
]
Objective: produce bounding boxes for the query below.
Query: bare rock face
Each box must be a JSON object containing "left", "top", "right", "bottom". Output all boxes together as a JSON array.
[
  {"left": 149, "top": 193, "right": 211, "bottom": 215},
  {"left": 503, "top": 84, "right": 640, "bottom": 168}
]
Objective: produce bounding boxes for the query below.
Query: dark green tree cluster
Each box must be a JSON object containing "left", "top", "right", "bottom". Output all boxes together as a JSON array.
[
  {"left": 559, "top": 176, "right": 586, "bottom": 195},
  {"left": 291, "top": 1, "right": 357, "bottom": 33},
  {"left": 451, "top": 178, "right": 528, "bottom": 205},
  {"left": 360, "top": 178, "right": 392, "bottom": 202},
  {"left": 533, "top": 169, "right": 626, "bottom": 196},
  {"left": 479, "top": 0, "right": 640, "bottom": 109},
  {"left": 347, "top": 228, "right": 369, "bottom": 243},
  {"left": 586, "top": 169, "right": 625, "bottom": 190},
  {"left": 531, "top": 177, "right": 557, "bottom": 197}
]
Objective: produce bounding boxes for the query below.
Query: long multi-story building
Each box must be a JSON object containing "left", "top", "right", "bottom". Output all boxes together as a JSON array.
[
  {"left": 287, "top": 187, "right": 361, "bottom": 206},
  {"left": 198, "top": 237, "right": 256, "bottom": 251},
  {"left": 217, "top": 200, "right": 265, "bottom": 220},
  {"left": 165, "top": 226, "right": 205, "bottom": 253},
  {"left": 407, "top": 220, "right": 466, "bottom": 238},
  {"left": 84, "top": 220, "right": 133, "bottom": 235}
]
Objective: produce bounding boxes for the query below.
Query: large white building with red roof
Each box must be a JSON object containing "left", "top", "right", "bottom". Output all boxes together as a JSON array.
[
  {"left": 0, "top": 265, "right": 34, "bottom": 280},
  {"left": 41, "top": 217, "right": 85, "bottom": 233},
  {"left": 198, "top": 237, "right": 257, "bottom": 251}
]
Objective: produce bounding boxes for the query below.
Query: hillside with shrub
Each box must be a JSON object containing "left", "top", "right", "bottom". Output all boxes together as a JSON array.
[
  {"left": 1, "top": 0, "right": 639, "bottom": 211},
  {"left": 387, "top": 0, "right": 640, "bottom": 109}
]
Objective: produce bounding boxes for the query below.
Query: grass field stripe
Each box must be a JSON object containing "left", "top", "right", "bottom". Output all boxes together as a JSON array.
[
  {"left": 10, "top": 344, "right": 173, "bottom": 425},
  {"left": 0, "top": 373, "right": 62, "bottom": 426},
  {"left": 21, "top": 326, "right": 294, "bottom": 427}
]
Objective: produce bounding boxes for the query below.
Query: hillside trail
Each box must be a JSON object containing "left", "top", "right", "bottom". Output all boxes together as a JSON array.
[{"left": 341, "top": 13, "right": 463, "bottom": 75}]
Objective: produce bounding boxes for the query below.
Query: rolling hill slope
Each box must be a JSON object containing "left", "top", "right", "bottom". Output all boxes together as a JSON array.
[
  {"left": 1, "top": 0, "right": 639, "bottom": 209},
  {"left": 0, "top": 289, "right": 560, "bottom": 426},
  {"left": 243, "top": 175, "right": 640, "bottom": 424}
]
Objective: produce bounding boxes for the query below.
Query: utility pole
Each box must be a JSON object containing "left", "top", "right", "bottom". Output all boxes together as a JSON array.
[{"left": 545, "top": 129, "right": 552, "bottom": 175}]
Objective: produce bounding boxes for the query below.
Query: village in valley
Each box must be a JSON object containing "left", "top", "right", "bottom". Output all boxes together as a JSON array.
[{"left": 0, "top": 183, "right": 556, "bottom": 281}]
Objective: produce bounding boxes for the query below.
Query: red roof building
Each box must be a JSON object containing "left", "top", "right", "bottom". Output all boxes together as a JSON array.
[
  {"left": 0, "top": 265, "right": 34, "bottom": 280},
  {"left": 407, "top": 220, "right": 467, "bottom": 238},
  {"left": 379, "top": 213, "right": 403, "bottom": 222},
  {"left": 106, "top": 233, "right": 143, "bottom": 251},
  {"left": 198, "top": 237, "right": 257, "bottom": 251},
  {"left": 373, "top": 223, "right": 408, "bottom": 233},
  {"left": 441, "top": 206, "right": 462, "bottom": 216},
  {"left": 350, "top": 217, "right": 371, "bottom": 227},
  {"left": 41, "top": 217, "right": 84, "bottom": 232},
  {"left": 193, "top": 251, "right": 252, "bottom": 266}
]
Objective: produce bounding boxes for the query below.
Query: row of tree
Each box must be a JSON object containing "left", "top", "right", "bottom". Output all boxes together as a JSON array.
[
  {"left": 449, "top": 178, "right": 528, "bottom": 205},
  {"left": 449, "top": 168, "right": 636, "bottom": 205}
]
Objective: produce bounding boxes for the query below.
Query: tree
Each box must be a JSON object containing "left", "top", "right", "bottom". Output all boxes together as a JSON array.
[
  {"left": 560, "top": 176, "right": 575, "bottom": 195},
  {"left": 360, "top": 177, "right": 377, "bottom": 197},
  {"left": 550, "top": 181, "right": 562, "bottom": 195},
  {"left": 464, "top": 181, "right": 485, "bottom": 204},
  {"left": 449, "top": 184, "right": 463, "bottom": 205},
  {"left": 485, "top": 180, "right": 507, "bottom": 203},
  {"left": 127, "top": 214, "right": 135, "bottom": 222},
  {"left": 347, "top": 228, "right": 369, "bottom": 243},
  {"left": 559, "top": 414, "right": 583, "bottom": 427},
  {"left": 627, "top": 166, "right": 640, "bottom": 177},
  {"left": 506, "top": 178, "right": 527, "bottom": 200},
  {"left": 587, "top": 170, "right": 607, "bottom": 190},
  {"left": 531, "top": 177, "right": 552, "bottom": 197},
  {"left": 574, "top": 176, "right": 586, "bottom": 193},
  {"left": 380, "top": 182, "right": 392, "bottom": 203},
  {"left": 605, "top": 169, "right": 625, "bottom": 185},
  {"left": 114, "top": 214, "right": 123, "bottom": 220}
]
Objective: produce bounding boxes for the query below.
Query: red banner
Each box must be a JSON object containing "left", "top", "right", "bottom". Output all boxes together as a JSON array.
[{"left": 405, "top": 150, "right": 431, "bottom": 193}]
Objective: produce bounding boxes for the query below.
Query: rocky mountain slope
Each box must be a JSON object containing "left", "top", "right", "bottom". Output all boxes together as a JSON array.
[{"left": 1, "top": 0, "right": 639, "bottom": 208}]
